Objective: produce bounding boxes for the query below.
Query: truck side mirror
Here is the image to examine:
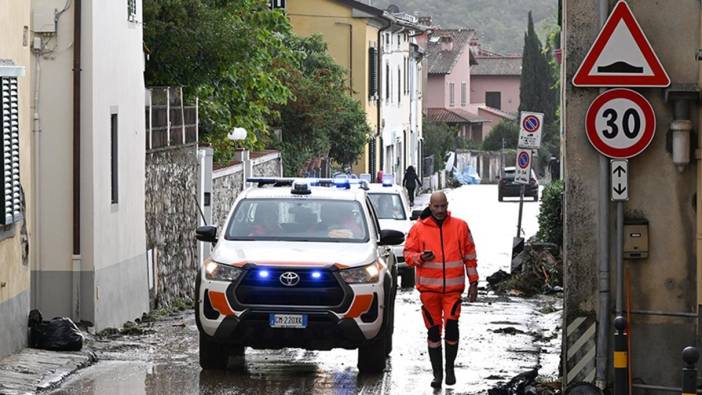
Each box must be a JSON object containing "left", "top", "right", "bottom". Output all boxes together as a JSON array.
[
  {"left": 196, "top": 226, "right": 218, "bottom": 244},
  {"left": 410, "top": 209, "right": 423, "bottom": 221}
]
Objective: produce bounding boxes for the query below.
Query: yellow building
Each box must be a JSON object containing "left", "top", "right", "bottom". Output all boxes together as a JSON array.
[
  {"left": 286, "top": 0, "right": 388, "bottom": 176},
  {"left": 0, "top": 0, "right": 32, "bottom": 358}
]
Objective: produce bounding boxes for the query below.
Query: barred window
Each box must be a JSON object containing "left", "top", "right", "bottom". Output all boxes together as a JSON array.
[
  {"left": 1, "top": 76, "right": 21, "bottom": 225},
  {"left": 128, "top": 0, "right": 137, "bottom": 22}
]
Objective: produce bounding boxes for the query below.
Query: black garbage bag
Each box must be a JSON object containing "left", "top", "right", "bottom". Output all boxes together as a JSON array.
[{"left": 28, "top": 309, "right": 84, "bottom": 351}]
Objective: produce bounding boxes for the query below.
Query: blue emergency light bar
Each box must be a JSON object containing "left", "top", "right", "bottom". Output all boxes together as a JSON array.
[
  {"left": 246, "top": 177, "right": 369, "bottom": 191},
  {"left": 382, "top": 174, "right": 395, "bottom": 187}
]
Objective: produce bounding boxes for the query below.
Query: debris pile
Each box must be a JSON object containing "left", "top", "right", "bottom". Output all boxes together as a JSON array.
[
  {"left": 489, "top": 368, "right": 561, "bottom": 395},
  {"left": 489, "top": 242, "right": 563, "bottom": 297}
]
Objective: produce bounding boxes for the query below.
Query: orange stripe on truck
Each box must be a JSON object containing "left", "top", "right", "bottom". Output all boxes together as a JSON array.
[
  {"left": 344, "top": 294, "right": 374, "bottom": 318},
  {"left": 208, "top": 290, "right": 235, "bottom": 316}
]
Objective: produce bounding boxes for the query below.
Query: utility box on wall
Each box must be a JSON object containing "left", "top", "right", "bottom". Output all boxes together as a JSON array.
[{"left": 624, "top": 219, "right": 649, "bottom": 260}]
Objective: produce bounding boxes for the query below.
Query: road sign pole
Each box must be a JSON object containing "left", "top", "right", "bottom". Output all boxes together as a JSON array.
[
  {"left": 616, "top": 200, "right": 624, "bottom": 316},
  {"left": 516, "top": 184, "right": 525, "bottom": 238}
]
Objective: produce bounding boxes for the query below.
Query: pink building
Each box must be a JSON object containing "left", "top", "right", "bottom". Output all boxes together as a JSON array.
[
  {"left": 470, "top": 55, "right": 522, "bottom": 115},
  {"left": 424, "top": 29, "right": 488, "bottom": 142}
]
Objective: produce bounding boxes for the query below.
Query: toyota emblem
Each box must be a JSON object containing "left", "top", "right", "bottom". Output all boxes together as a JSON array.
[{"left": 279, "top": 272, "right": 300, "bottom": 287}]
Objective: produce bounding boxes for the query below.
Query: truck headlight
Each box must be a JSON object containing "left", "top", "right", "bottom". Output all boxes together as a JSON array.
[
  {"left": 340, "top": 262, "right": 381, "bottom": 284},
  {"left": 205, "top": 261, "right": 243, "bottom": 282}
]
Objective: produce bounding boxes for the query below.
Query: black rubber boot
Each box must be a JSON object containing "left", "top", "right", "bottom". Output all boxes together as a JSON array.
[
  {"left": 428, "top": 346, "right": 443, "bottom": 388},
  {"left": 445, "top": 342, "right": 458, "bottom": 385}
]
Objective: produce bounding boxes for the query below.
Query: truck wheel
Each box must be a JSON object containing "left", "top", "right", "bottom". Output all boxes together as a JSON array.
[
  {"left": 358, "top": 329, "right": 389, "bottom": 373},
  {"left": 498, "top": 193, "right": 504, "bottom": 202},
  {"left": 400, "top": 268, "right": 415, "bottom": 288},
  {"left": 200, "top": 332, "right": 234, "bottom": 370}
]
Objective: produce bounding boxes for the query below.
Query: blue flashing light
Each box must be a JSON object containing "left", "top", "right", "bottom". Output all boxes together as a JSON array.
[
  {"left": 382, "top": 174, "right": 394, "bottom": 187},
  {"left": 258, "top": 270, "right": 270, "bottom": 279},
  {"left": 311, "top": 271, "right": 322, "bottom": 279},
  {"left": 333, "top": 178, "right": 351, "bottom": 189}
]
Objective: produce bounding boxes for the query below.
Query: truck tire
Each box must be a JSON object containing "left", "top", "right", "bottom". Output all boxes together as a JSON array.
[
  {"left": 400, "top": 268, "right": 415, "bottom": 288},
  {"left": 199, "top": 333, "right": 229, "bottom": 370},
  {"left": 357, "top": 328, "right": 390, "bottom": 374}
]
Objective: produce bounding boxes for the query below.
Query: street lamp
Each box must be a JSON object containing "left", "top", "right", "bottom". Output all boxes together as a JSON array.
[{"left": 228, "top": 127, "right": 248, "bottom": 141}]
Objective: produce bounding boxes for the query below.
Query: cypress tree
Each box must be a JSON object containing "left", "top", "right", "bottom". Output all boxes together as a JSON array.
[{"left": 518, "top": 11, "right": 556, "bottom": 125}]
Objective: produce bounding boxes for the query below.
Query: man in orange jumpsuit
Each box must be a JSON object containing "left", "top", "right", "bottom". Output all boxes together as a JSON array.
[{"left": 404, "top": 191, "right": 478, "bottom": 388}]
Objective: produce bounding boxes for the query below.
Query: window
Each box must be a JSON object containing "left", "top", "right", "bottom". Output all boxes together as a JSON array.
[
  {"left": 397, "top": 67, "right": 401, "bottom": 104},
  {"left": 368, "top": 193, "right": 406, "bottom": 220},
  {"left": 368, "top": 47, "right": 378, "bottom": 98},
  {"left": 461, "top": 82, "right": 467, "bottom": 107},
  {"left": 449, "top": 83, "right": 455, "bottom": 107},
  {"left": 486, "top": 91, "right": 502, "bottom": 110},
  {"left": 128, "top": 0, "right": 137, "bottom": 22},
  {"left": 111, "top": 113, "right": 119, "bottom": 204},
  {"left": 385, "top": 64, "right": 390, "bottom": 101},
  {"left": 1, "top": 76, "right": 21, "bottom": 225},
  {"left": 268, "top": 0, "right": 286, "bottom": 9}
]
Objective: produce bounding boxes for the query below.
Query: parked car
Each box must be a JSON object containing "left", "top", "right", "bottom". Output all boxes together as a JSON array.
[
  {"left": 367, "top": 183, "right": 415, "bottom": 288},
  {"left": 194, "top": 178, "right": 404, "bottom": 373},
  {"left": 498, "top": 167, "right": 539, "bottom": 201}
]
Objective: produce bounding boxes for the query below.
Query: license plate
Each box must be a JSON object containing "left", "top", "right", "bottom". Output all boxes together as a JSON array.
[{"left": 269, "top": 313, "right": 308, "bottom": 328}]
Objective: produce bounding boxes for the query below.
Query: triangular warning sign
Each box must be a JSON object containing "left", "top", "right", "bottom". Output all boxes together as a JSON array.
[{"left": 572, "top": 0, "right": 670, "bottom": 87}]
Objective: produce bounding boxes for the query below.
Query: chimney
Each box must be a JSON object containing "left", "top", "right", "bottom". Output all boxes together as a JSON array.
[
  {"left": 418, "top": 16, "right": 432, "bottom": 26},
  {"left": 440, "top": 36, "right": 453, "bottom": 52}
]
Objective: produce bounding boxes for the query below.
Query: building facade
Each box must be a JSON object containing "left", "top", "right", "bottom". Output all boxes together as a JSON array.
[
  {"left": 563, "top": 0, "right": 699, "bottom": 391},
  {"left": 0, "top": 0, "right": 32, "bottom": 358},
  {"left": 287, "top": 0, "right": 384, "bottom": 176},
  {"left": 31, "top": 0, "right": 148, "bottom": 330},
  {"left": 380, "top": 11, "right": 425, "bottom": 183}
]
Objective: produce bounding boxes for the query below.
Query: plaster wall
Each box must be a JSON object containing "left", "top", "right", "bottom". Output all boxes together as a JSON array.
[
  {"left": 563, "top": 0, "right": 699, "bottom": 388},
  {"left": 31, "top": 0, "right": 148, "bottom": 328},
  {"left": 470, "top": 75, "right": 520, "bottom": 115},
  {"left": 443, "top": 47, "right": 473, "bottom": 110},
  {"left": 426, "top": 75, "right": 445, "bottom": 108}
]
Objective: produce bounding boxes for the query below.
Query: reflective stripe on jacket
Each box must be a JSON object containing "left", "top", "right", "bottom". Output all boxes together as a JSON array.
[{"left": 403, "top": 211, "right": 478, "bottom": 293}]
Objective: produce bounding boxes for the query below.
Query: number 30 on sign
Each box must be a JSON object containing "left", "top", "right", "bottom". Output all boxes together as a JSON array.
[{"left": 585, "top": 88, "right": 656, "bottom": 159}]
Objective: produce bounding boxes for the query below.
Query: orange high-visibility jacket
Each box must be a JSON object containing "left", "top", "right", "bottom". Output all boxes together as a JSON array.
[{"left": 404, "top": 211, "right": 478, "bottom": 293}]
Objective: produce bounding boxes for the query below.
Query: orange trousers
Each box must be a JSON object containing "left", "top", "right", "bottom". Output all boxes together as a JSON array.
[{"left": 420, "top": 292, "right": 462, "bottom": 331}]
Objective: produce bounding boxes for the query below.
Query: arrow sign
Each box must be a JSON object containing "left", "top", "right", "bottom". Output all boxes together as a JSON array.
[{"left": 611, "top": 159, "right": 629, "bottom": 201}]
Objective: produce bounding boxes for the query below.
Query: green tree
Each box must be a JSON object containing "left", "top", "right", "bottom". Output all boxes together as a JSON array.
[
  {"left": 536, "top": 180, "right": 564, "bottom": 247},
  {"left": 519, "top": 11, "right": 557, "bottom": 125},
  {"left": 481, "top": 120, "right": 519, "bottom": 151},
  {"left": 423, "top": 121, "right": 460, "bottom": 170},
  {"left": 143, "top": 0, "right": 295, "bottom": 163},
  {"left": 275, "top": 35, "right": 370, "bottom": 176}
]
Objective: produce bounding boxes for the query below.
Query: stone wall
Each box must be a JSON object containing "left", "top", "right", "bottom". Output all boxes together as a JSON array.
[
  {"left": 145, "top": 144, "right": 199, "bottom": 307},
  {"left": 212, "top": 152, "right": 282, "bottom": 233},
  {"left": 212, "top": 165, "right": 244, "bottom": 231}
]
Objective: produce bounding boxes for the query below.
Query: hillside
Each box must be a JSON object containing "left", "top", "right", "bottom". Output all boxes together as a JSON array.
[{"left": 370, "top": 0, "right": 558, "bottom": 55}]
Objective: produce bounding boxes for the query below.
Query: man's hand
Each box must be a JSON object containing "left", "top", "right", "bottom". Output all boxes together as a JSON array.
[
  {"left": 420, "top": 250, "right": 435, "bottom": 262},
  {"left": 468, "top": 281, "right": 478, "bottom": 302}
]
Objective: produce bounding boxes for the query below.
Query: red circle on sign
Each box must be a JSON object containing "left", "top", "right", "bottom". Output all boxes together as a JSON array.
[
  {"left": 585, "top": 88, "right": 655, "bottom": 159},
  {"left": 522, "top": 115, "right": 540, "bottom": 133}
]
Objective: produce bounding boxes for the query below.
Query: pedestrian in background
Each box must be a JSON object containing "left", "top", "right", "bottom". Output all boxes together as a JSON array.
[
  {"left": 402, "top": 166, "right": 422, "bottom": 206},
  {"left": 403, "top": 191, "right": 479, "bottom": 388}
]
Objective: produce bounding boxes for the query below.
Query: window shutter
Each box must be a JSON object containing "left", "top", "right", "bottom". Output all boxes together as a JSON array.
[
  {"left": 1, "top": 77, "right": 21, "bottom": 225},
  {"left": 368, "top": 47, "right": 378, "bottom": 98}
]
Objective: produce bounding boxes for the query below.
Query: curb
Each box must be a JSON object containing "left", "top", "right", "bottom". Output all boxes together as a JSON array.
[{"left": 0, "top": 348, "right": 97, "bottom": 394}]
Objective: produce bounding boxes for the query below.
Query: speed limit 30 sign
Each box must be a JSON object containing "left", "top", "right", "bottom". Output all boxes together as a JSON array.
[{"left": 585, "top": 88, "right": 656, "bottom": 159}]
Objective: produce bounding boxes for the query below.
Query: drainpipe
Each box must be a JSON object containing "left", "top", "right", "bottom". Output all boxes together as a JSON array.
[
  {"left": 72, "top": 0, "right": 82, "bottom": 321},
  {"left": 697, "top": 4, "right": 702, "bottom": 345},
  {"left": 377, "top": 14, "right": 393, "bottom": 177},
  {"left": 698, "top": 4, "right": 702, "bottom": 347},
  {"left": 595, "top": 0, "right": 610, "bottom": 389}
]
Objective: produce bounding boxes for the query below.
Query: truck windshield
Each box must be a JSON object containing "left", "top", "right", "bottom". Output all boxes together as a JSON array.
[
  {"left": 368, "top": 193, "right": 406, "bottom": 220},
  {"left": 225, "top": 199, "right": 369, "bottom": 243}
]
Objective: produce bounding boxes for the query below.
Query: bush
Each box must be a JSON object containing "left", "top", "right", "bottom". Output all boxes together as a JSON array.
[
  {"left": 536, "top": 180, "right": 563, "bottom": 247},
  {"left": 482, "top": 120, "right": 519, "bottom": 151}
]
